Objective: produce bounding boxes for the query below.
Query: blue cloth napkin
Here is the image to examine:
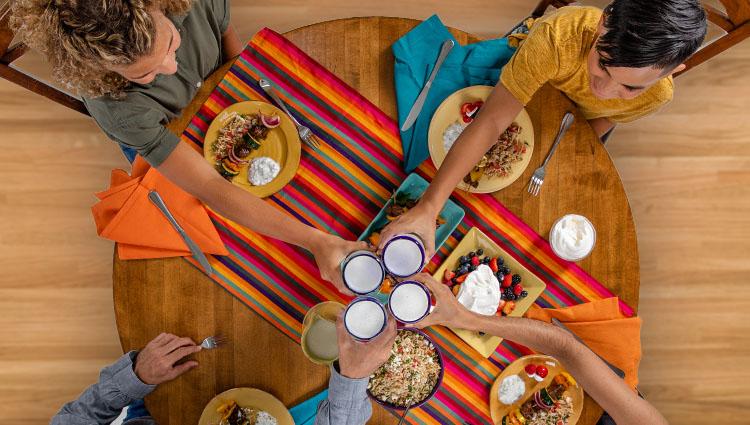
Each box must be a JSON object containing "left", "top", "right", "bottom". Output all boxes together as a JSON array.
[
  {"left": 393, "top": 15, "right": 517, "bottom": 172},
  {"left": 289, "top": 389, "right": 328, "bottom": 425}
]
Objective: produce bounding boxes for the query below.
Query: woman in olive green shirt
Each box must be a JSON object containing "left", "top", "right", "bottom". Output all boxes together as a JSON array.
[{"left": 12, "top": 0, "right": 363, "bottom": 292}]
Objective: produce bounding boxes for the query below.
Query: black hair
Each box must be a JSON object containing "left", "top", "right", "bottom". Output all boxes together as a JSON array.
[{"left": 597, "top": 0, "right": 707, "bottom": 70}]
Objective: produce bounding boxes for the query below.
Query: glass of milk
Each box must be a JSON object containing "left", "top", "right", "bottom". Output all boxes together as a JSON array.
[
  {"left": 341, "top": 250, "right": 385, "bottom": 295},
  {"left": 549, "top": 214, "right": 597, "bottom": 262},
  {"left": 381, "top": 234, "right": 426, "bottom": 278},
  {"left": 343, "top": 297, "right": 388, "bottom": 341},
  {"left": 388, "top": 281, "right": 431, "bottom": 324}
]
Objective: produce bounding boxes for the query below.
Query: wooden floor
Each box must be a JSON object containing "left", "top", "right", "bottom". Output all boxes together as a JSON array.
[{"left": 0, "top": 1, "right": 748, "bottom": 424}]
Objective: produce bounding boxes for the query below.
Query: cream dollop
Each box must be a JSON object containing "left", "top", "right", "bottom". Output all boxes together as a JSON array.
[
  {"left": 498, "top": 374, "right": 526, "bottom": 405},
  {"left": 249, "top": 157, "right": 280, "bottom": 186},
  {"left": 550, "top": 214, "right": 596, "bottom": 261},
  {"left": 456, "top": 264, "right": 501, "bottom": 316}
]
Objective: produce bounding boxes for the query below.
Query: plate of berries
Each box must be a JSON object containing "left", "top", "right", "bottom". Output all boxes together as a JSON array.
[{"left": 432, "top": 227, "right": 546, "bottom": 357}]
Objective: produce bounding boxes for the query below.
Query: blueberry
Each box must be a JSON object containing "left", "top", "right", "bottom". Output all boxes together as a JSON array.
[
  {"left": 477, "top": 249, "right": 484, "bottom": 256},
  {"left": 496, "top": 273, "right": 505, "bottom": 281},
  {"left": 520, "top": 290, "right": 528, "bottom": 298},
  {"left": 501, "top": 266, "right": 511, "bottom": 275},
  {"left": 497, "top": 257, "right": 505, "bottom": 265},
  {"left": 468, "top": 251, "right": 476, "bottom": 258},
  {"left": 458, "top": 256, "right": 468, "bottom": 264}
]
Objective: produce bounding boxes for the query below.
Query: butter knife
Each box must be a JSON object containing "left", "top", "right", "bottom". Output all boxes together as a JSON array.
[
  {"left": 551, "top": 317, "right": 625, "bottom": 379},
  {"left": 148, "top": 191, "right": 214, "bottom": 276},
  {"left": 400, "top": 39, "right": 455, "bottom": 132}
]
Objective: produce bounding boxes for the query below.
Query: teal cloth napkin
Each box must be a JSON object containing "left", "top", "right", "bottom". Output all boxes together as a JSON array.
[
  {"left": 393, "top": 15, "right": 517, "bottom": 172},
  {"left": 289, "top": 389, "right": 328, "bottom": 425}
]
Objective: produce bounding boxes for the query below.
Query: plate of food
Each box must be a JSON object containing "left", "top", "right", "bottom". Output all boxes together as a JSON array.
[
  {"left": 432, "top": 227, "right": 546, "bottom": 357},
  {"left": 367, "top": 328, "right": 444, "bottom": 410},
  {"left": 428, "top": 85, "right": 534, "bottom": 193},
  {"left": 203, "top": 101, "right": 301, "bottom": 198},
  {"left": 490, "top": 354, "right": 583, "bottom": 425},
  {"left": 198, "top": 387, "right": 293, "bottom": 425},
  {"left": 358, "top": 173, "right": 465, "bottom": 259}
]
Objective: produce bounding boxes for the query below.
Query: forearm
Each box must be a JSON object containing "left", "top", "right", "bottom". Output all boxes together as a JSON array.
[
  {"left": 588, "top": 117, "right": 615, "bottom": 139},
  {"left": 221, "top": 25, "right": 245, "bottom": 60},
  {"left": 51, "top": 352, "right": 155, "bottom": 425},
  {"left": 420, "top": 85, "right": 522, "bottom": 216},
  {"left": 454, "top": 312, "right": 668, "bottom": 425},
  {"left": 315, "top": 364, "right": 372, "bottom": 425}
]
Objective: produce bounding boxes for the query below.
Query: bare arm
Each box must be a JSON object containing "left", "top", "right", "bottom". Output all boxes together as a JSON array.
[
  {"left": 379, "top": 84, "right": 523, "bottom": 256},
  {"left": 221, "top": 24, "right": 245, "bottom": 60},
  {"left": 589, "top": 117, "right": 615, "bottom": 139},
  {"left": 158, "top": 143, "right": 365, "bottom": 292},
  {"left": 413, "top": 274, "right": 669, "bottom": 425}
]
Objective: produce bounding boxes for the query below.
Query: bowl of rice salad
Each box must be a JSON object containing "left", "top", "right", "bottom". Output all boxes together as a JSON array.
[{"left": 367, "top": 328, "right": 444, "bottom": 410}]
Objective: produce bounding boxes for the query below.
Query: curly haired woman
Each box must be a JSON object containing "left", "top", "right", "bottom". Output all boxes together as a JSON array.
[{"left": 11, "top": 0, "right": 366, "bottom": 294}]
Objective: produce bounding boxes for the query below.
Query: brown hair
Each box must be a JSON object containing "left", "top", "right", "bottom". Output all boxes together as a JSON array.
[{"left": 11, "top": 0, "right": 193, "bottom": 98}]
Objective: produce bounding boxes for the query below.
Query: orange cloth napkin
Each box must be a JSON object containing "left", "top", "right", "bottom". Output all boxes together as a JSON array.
[
  {"left": 526, "top": 298, "right": 642, "bottom": 388},
  {"left": 92, "top": 156, "right": 229, "bottom": 260}
]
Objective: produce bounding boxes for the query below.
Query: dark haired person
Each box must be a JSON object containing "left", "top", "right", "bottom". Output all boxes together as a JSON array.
[{"left": 380, "top": 0, "right": 707, "bottom": 257}]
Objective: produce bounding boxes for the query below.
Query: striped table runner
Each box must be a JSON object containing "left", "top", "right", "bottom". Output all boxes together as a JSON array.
[{"left": 180, "top": 28, "right": 634, "bottom": 425}]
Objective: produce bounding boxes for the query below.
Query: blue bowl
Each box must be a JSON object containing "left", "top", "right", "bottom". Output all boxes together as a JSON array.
[{"left": 358, "top": 173, "right": 465, "bottom": 254}]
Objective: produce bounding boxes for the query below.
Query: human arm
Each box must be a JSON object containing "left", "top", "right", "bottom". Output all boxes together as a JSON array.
[
  {"left": 158, "top": 143, "right": 365, "bottom": 293},
  {"left": 221, "top": 24, "right": 244, "bottom": 60},
  {"left": 314, "top": 311, "right": 398, "bottom": 425},
  {"left": 378, "top": 85, "right": 524, "bottom": 257},
  {"left": 51, "top": 333, "right": 200, "bottom": 425},
  {"left": 589, "top": 117, "right": 615, "bottom": 139},
  {"left": 411, "top": 274, "right": 669, "bottom": 425}
]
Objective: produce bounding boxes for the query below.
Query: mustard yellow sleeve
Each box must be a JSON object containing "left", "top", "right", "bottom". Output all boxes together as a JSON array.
[{"left": 500, "top": 23, "right": 561, "bottom": 105}]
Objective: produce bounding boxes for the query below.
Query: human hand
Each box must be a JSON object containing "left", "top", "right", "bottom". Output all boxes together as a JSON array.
[
  {"left": 310, "top": 233, "right": 368, "bottom": 296},
  {"left": 134, "top": 333, "right": 201, "bottom": 385},
  {"left": 336, "top": 311, "right": 397, "bottom": 379},
  {"left": 377, "top": 203, "right": 437, "bottom": 259},
  {"left": 411, "top": 273, "right": 470, "bottom": 329}
]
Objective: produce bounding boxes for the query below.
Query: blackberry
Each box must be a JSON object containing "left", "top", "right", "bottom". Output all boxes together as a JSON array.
[
  {"left": 512, "top": 274, "right": 522, "bottom": 285},
  {"left": 458, "top": 256, "right": 468, "bottom": 265},
  {"left": 481, "top": 257, "right": 491, "bottom": 264},
  {"left": 503, "top": 288, "right": 514, "bottom": 299},
  {"left": 469, "top": 265, "right": 477, "bottom": 272},
  {"left": 476, "top": 249, "right": 484, "bottom": 256},
  {"left": 520, "top": 290, "right": 528, "bottom": 298},
  {"left": 501, "top": 266, "right": 511, "bottom": 275}
]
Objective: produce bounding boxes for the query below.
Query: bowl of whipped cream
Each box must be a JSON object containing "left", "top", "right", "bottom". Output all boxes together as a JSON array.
[{"left": 549, "top": 214, "right": 596, "bottom": 262}]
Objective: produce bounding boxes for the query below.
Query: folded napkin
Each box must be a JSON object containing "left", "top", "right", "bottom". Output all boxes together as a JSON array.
[
  {"left": 526, "top": 298, "right": 642, "bottom": 389},
  {"left": 91, "top": 155, "right": 228, "bottom": 260},
  {"left": 393, "top": 15, "right": 516, "bottom": 172},
  {"left": 289, "top": 389, "right": 328, "bottom": 425}
]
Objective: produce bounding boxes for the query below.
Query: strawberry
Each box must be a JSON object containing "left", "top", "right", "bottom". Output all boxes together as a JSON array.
[
  {"left": 471, "top": 256, "right": 480, "bottom": 266},
  {"left": 452, "top": 284, "right": 461, "bottom": 296},
  {"left": 502, "top": 301, "right": 516, "bottom": 315},
  {"left": 496, "top": 300, "right": 506, "bottom": 313},
  {"left": 502, "top": 274, "right": 512, "bottom": 288},
  {"left": 456, "top": 274, "right": 468, "bottom": 284},
  {"left": 444, "top": 270, "right": 456, "bottom": 283},
  {"left": 513, "top": 285, "right": 523, "bottom": 296},
  {"left": 489, "top": 258, "right": 499, "bottom": 273}
]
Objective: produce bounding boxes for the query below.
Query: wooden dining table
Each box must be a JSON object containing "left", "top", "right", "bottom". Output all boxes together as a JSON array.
[{"left": 113, "top": 17, "right": 640, "bottom": 425}]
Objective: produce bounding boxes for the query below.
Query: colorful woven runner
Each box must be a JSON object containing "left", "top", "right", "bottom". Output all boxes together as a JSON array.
[{"left": 180, "top": 28, "right": 634, "bottom": 425}]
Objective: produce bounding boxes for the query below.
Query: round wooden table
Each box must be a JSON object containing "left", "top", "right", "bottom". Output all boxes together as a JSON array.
[{"left": 113, "top": 17, "right": 639, "bottom": 425}]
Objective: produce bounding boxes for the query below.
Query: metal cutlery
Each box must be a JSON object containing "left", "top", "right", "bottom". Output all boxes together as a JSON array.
[
  {"left": 147, "top": 190, "right": 214, "bottom": 276},
  {"left": 258, "top": 78, "right": 321, "bottom": 150},
  {"left": 527, "top": 112, "right": 575, "bottom": 196},
  {"left": 400, "top": 39, "right": 455, "bottom": 131},
  {"left": 551, "top": 318, "right": 625, "bottom": 379},
  {"left": 397, "top": 404, "right": 412, "bottom": 425},
  {"left": 200, "top": 335, "right": 226, "bottom": 350}
]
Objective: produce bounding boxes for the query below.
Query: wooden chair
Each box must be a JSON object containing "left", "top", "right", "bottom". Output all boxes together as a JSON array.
[
  {"left": 516, "top": 0, "right": 750, "bottom": 78},
  {"left": 0, "top": 1, "right": 89, "bottom": 115}
]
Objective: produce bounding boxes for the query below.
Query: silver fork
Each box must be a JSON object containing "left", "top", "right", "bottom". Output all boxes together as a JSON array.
[
  {"left": 527, "top": 112, "right": 575, "bottom": 196},
  {"left": 258, "top": 79, "right": 321, "bottom": 150},
  {"left": 200, "top": 335, "right": 226, "bottom": 350}
]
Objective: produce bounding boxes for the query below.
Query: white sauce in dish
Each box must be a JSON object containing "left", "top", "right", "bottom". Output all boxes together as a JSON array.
[
  {"left": 248, "top": 157, "right": 280, "bottom": 186},
  {"left": 550, "top": 214, "right": 596, "bottom": 261},
  {"left": 498, "top": 374, "right": 526, "bottom": 405},
  {"left": 442, "top": 121, "right": 466, "bottom": 152}
]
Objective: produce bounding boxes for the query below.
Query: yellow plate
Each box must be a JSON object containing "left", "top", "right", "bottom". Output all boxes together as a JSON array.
[
  {"left": 428, "top": 85, "right": 534, "bottom": 193},
  {"left": 489, "top": 355, "right": 583, "bottom": 425},
  {"left": 432, "top": 227, "right": 546, "bottom": 357},
  {"left": 198, "top": 387, "right": 294, "bottom": 425},
  {"left": 203, "top": 101, "right": 301, "bottom": 198}
]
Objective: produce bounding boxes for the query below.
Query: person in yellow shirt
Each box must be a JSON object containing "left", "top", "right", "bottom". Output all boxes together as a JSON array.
[{"left": 380, "top": 0, "right": 707, "bottom": 257}]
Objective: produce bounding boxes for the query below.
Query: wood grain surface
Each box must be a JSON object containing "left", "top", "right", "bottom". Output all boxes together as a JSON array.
[
  {"left": 113, "top": 17, "right": 637, "bottom": 425},
  {"left": 1, "top": 1, "right": 749, "bottom": 424}
]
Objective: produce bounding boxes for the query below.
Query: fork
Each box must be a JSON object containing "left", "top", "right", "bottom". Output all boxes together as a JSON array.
[
  {"left": 527, "top": 112, "right": 575, "bottom": 196},
  {"left": 258, "top": 79, "right": 321, "bottom": 150},
  {"left": 200, "top": 335, "right": 226, "bottom": 350}
]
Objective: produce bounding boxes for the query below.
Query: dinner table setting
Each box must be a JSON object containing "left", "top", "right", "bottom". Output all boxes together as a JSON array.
[{"left": 104, "top": 15, "right": 641, "bottom": 425}]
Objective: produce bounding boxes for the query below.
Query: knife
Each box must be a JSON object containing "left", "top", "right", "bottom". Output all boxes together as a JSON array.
[
  {"left": 551, "top": 317, "right": 626, "bottom": 379},
  {"left": 148, "top": 191, "right": 214, "bottom": 276},
  {"left": 400, "top": 39, "right": 455, "bottom": 132}
]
